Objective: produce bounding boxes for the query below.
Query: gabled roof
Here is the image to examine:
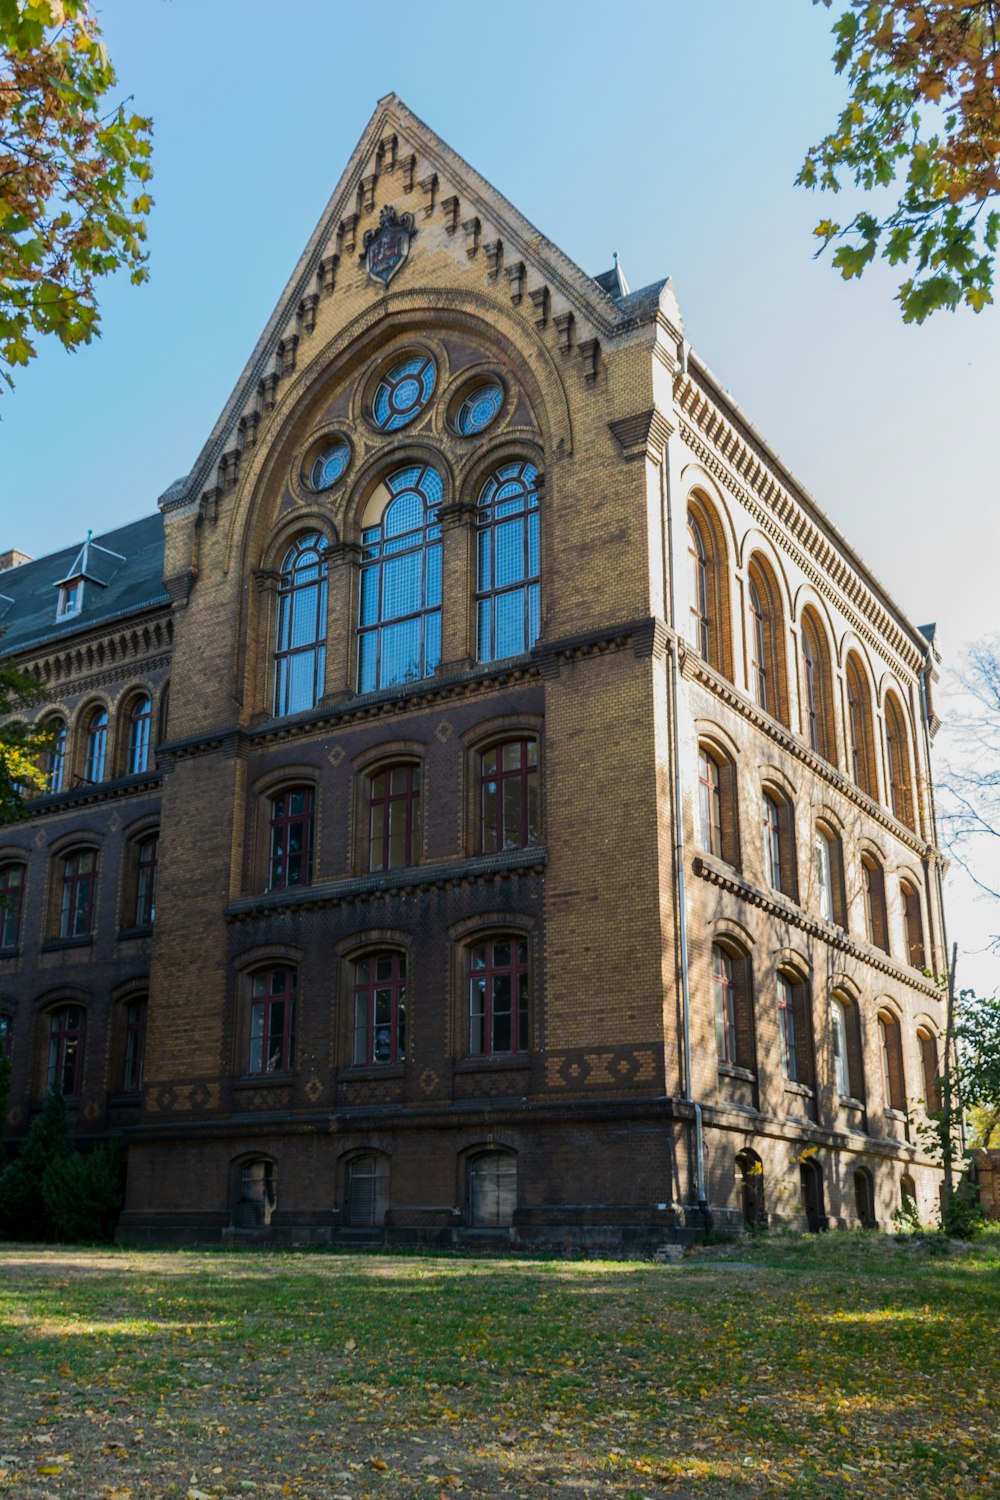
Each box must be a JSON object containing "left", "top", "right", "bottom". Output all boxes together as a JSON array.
[
  {"left": 165, "top": 94, "right": 681, "bottom": 515},
  {"left": 0, "top": 514, "right": 167, "bottom": 656}
]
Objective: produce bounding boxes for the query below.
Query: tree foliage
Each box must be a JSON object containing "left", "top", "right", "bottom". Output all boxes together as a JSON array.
[
  {"left": 0, "top": 0, "right": 153, "bottom": 389},
  {"left": 0, "top": 1088, "right": 125, "bottom": 1242},
  {"left": 0, "top": 646, "right": 47, "bottom": 819},
  {"left": 801, "top": 1, "right": 1000, "bottom": 320}
]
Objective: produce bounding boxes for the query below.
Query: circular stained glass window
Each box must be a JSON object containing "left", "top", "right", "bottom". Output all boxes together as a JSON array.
[
  {"left": 456, "top": 381, "right": 504, "bottom": 436},
  {"left": 371, "top": 354, "right": 437, "bottom": 432},
  {"left": 308, "top": 438, "right": 351, "bottom": 492}
]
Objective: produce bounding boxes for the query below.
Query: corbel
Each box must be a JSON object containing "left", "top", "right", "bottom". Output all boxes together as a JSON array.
[
  {"left": 484, "top": 239, "right": 503, "bottom": 280},
  {"left": 359, "top": 174, "right": 378, "bottom": 214},
  {"left": 200, "top": 486, "right": 222, "bottom": 525},
  {"left": 419, "top": 172, "right": 438, "bottom": 217},
  {"left": 608, "top": 407, "right": 673, "bottom": 461},
  {"left": 259, "top": 373, "right": 279, "bottom": 414},
  {"left": 298, "top": 292, "right": 319, "bottom": 336},
  {"left": 507, "top": 261, "right": 526, "bottom": 306},
  {"left": 462, "top": 216, "right": 481, "bottom": 257},
  {"left": 579, "top": 338, "right": 601, "bottom": 385},
  {"left": 277, "top": 333, "right": 298, "bottom": 377},
  {"left": 441, "top": 195, "right": 460, "bottom": 235},
  {"left": 338, "top": 213, "right": 359, "bottom": 254},
  {"left": 317, "top": 253, "right": 339, "bottom": 296},
  {"left": 529, "top": 285, "right": 550, "bottom": 329},
  {"left": 436, "top": 500, "right": 477, "bottom": 531},
  {"left": 238, "top": 410, "right": 260, "bottom": 451},
  {"left": 554, "top": 311, "right": 575, "bottom": 353},
  {"left": 401, "top": 153, "right": 417, "bottom": 192},
  {"left": 252, "top": 568, "right": 281, "bottom": 594},
  {"left": 164, "top": 571, "right": 196, "bottom": 607},
  {"left": 377, "top": 134, "right": 398, "bottom": 172},
  {"left": 219, "top": 448, "right": 241, "bottom": 490}
]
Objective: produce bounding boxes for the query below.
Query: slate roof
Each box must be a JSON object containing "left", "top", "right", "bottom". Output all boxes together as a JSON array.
[{"left": 0, "top": 513, "right": 168, "bottom": 655}]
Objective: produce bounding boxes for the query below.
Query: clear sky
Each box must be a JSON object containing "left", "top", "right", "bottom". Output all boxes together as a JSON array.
[{"left": 3, "top": 0, "right": 998, "bottom": 993}]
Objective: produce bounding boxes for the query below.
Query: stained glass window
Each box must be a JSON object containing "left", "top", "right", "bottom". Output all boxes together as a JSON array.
[
  {"left": 273, "top": 534, "right": 328, "bottom": 717},
  {"left": 308, "top": 439, "right": 351, "bottom": 492},
  {"left": 476, "top": 461, "right": 540, "bottom": 663},
  {"left": 456, "top": 381, "right": 504, "bottom": 436},
  {"left": 371, "top": 354, "right": 436, "bottom": 432},
  {"left": 357, "top": 465, "right": 442, "bottom": 693},
  {"left": 353, "top": 953, "right": 406, "bottom": 1065}
]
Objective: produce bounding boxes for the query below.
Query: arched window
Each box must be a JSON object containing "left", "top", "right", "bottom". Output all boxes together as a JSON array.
[
  {"left": 885, "top": 694, "right": 915, "bottom": 827},
  {"left": 918, "top": 1026, "right": 942, "bottom": 1112},
  {"left": 854, "top": 1167, "right": 876, "bottom": 1228},
  {"left": 0, "top": 1011, "right": 12, "bottom": 1060},
  {"left": 0, "top": 864, "right": 25, "bottom": 950},
  {"left": 358, "top": 465, "right": 442, "bottom": 693},
  {"left": 469, "top": 937, "right": 529, "bottom": 1056},
  {"left": 476, "top": 460, "right": 540, "bottom": 663},
  {"left": 469, "top": 1150, "right": 517, "bottom": 1227},
  {"left": 47, "top": 1005, "right": 85, "bottom": 1094},
  {"left": 861, "top": 854, "right": 889, "bottom": 952},
  {"left": 122, "top": 997, "right": 147, "bottom": 1091},
  {"left": 814, "top": 825, "right": 842, "bottom": 925},
  {"left": 878, "top": 1010, "right": 906, "bottom": 1112},
  {"left": 799, "top": 1157, "right": 826, "bottom": 1233},
  {"left": 83, "top": 706, "right": 108, "bottom": 783},
  {"left": 697, "top": 743, "right": 738, "bottom": 867},
  {"left": 746, "top": 557, "right": 788, "bottom": 725},
  {"left": 368, "top": 764, "right": 420, "bottom": 871},
  {"left": 736, "top": 1149, "right": 766, "bottom": 1228},
  {"left": 832, "top": 991, "right": 865, "bottom": 1103},
  {"left": 346, "top": 1153, "right": 389, "bottom": 1227},
  {"left": 133, "top": 833, "right": 158, "bottom": 927},
  {"left": 248, "top": 967, "right": 297, "bottom": 1074},
  {"left": 273, "top": 534, "right": 328, "bottom": 716},
  {"left": 686, "top": 499, "right": 730, "bottom": 676},
  {"left": 778, "top": 970, "right": 814, "bottom": 1088},
  {"left": 800, "top": 609, "right": 835, "bottom": 763},
  {"left": 58, "top": 848, "right": 97, "bottom": 939},
  {"left": 711, "top": 942, "right": 755, "bottom": 1072},
  {"left": 125, "top": 694, "right": 152, "bottom": 775},
  {"left": 480, "top": 739, "right": 539, "bottom": 853},
  {"left": 353, "top": 952, "right": 406, "bottom": 1065},
  {"left": 687, "top": 514, "right": 711, "bottom": 658},
  {"left": 900, "top": 880, "right": 926, "bottom": 969},
  {"left": 900, "top": 1173, "right": 917, "bottom": 1218},
  {"left": 845, "top": 654, "right": 877, "bottom": 797},
  {"left": 268, "top": 787, "right": 315, "bottom": 890},
  {"left": 42, "top": 717, "right": 67, "bottom": 793},
  {"left": 762, "top": 788, "right": 796, "bottom": 899},
  {"left": 237, "top": 1158, "right": 277, "bottom": 1228}
]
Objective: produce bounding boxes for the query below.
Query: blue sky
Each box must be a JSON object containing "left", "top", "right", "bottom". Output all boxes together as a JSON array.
[{"left": 3, "top": 0, "right": 998, "bottom": 989}]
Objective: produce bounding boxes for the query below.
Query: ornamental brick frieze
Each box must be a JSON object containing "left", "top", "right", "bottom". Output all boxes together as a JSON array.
[
  {"left": 683, "top": 651, "right": 932, "bottom": 858},
  {"left": 26, "top": 644, "right": 172, "bottom": 695},
  {"left": 543, "top": 1045, "right": 660, "bottom": 1093},
  {"left": 675, "top": 391, "right": 924, "bottom": 676},
  {"left": 692, "top": 852, "right": 940, "bottom": 998}
]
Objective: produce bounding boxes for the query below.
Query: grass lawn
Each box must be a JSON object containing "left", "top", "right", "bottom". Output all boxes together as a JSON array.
[{"left": 0, "top": 1233, "right": 998, "bottom": 1500}]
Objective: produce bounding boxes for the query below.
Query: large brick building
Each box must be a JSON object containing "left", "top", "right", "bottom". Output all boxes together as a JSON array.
[{"left": 0, "top": 97, "right": 949, "bottom": 1247}]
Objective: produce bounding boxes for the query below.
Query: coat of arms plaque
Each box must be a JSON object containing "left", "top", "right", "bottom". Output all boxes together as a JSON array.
[{"left": 363, "top": 206, "right": 416, "bottom": 288}]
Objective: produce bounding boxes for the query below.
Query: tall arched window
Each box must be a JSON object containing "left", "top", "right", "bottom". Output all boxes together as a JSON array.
[
  {"left": 0, "top": 864, "right": 25, "bottom": 950},
  {"left": 268, "top": 787, "right": 315, "bottom": 891},
  {"left": 900, "top": 880, "right": 926, "bottom": 969},
  {"left": 248, "top": 967, "right": 297, "bottom": 1074},
  {"left": 125, "top": 693, "right": 152, "bottom": 775},
  {"left": 59, "top": 848, "right": 97, "bottom": 938},
  {"left": 480, "top": 739, "right": 539, "bottom": 853},
  {"left": 358, "top": 464, "right": 442, "bottom": 693},
  {"left": 778, "top": 970, "right": 814, "bottom": 1088},
  {"left": 845, "top": 653, "right": 877, "bottom": 797},
  {"left": 476, "top": 460, "right": 540, "bottom": 663},
  {"left": 685, "top": 500, "right": 730, "bottom": 676},
  {"left": 122, "top": 997, "right": 148, "bottom": 1091},
  {"left": 353, "top": 952, "right": 406, "bottom": 1065},
  {"left": 711, "top": 941, "right": 755, "bottom": 1072},
  {"left": 746, "top": 557, "right": 788, "bottom": 725},
  {"left": 273, "top": 534, "right": 329, "bottom": 717},
  {"left": 368, "top": 764, "right": 421, "bottom": 871},
  {"left": 918, "top": 1027, "right": 942, "bottom": 1112},
  {"left": 698, "top": 748, "right": 723, "bottom": 856},
  {"left": 47, "top": 1006, "right": 85, "bottom": 1094},
  {"left": 800, "top": 609, "right": 835, "bottom": 762},
  {"left": 83, "top": 706, "right": 108, "bottom": 783},
  {"left": 861, "top": 853, "right": 889, "bottom": 951},
  {"left": 879, "top": 1009, "right": 906, "bottom": 1112},
  {"left": 885, "top": 694, "right": 914, "bottom": 827},
  {"left": 42, "top": 717, "right": 67, "bottom": 793},
  {"left": 687, "top": 513, "right": 710, "bottom": 658},
  {"left": 762, "top": 788, "right": 796, "bottom": 900},
  {"left": 748, "top": 577, "right": 769, "bottom": 711}
]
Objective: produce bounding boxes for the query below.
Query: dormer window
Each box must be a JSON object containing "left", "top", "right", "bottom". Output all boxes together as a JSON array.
[{"left": 57, "top": 579, "right": 83, "bottom": 619}]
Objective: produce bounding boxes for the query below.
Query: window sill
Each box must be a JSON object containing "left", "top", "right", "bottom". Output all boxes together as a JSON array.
[
  {"left": 456, "top": 1053, "right": 529, "bottom": 1072},
  {"left": 40, "top": 935, "right": 93, "bottom": 953},
  {"left": 838, "top": 1095, "right": 865, "bottom": 1112},
  {"left": 719, "top": 1063, "right": 756, "bottom": 1082},
  {"left": 117, "top": 925, "right": 153, "bottom": 942},
  {"left": 885, "top": 1106, "right": 909, "bottom": 1122},
  {"left": 346, "top": 1063, "right": 405, "bottom": 1081},
  {"left": 234, "top": 1072, "right": 294, "bottom": 1088},
  {"left": 783, "top": 1080, "right": 814, "bottom": 1098}
]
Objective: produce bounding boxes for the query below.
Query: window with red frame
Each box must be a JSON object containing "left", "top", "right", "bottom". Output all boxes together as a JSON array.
[
  {"left": 469, "top": 937, "right": 529, "bottom": 1055},
  {"left": 268, "top": 788, "right": 314, "bottom": 890},
  {"left": 59, "top": 849, "right": 96, "bottom": 939},
  {"left": 0, "top": 865, "right": 25, "bottom": 950},
  {"left": 47, "top": 1006, "right": 85, "bottom": 1094},
  {"left": 123, "top": 998, "right": 147, "bottom": 1091},
  {"left": 353, "top": 953, "right": 406, "bottom": 1064},
  {"left": 369, "top": 766, "right": 420, "bottom": 872},
  {"left": 249, "top": 968, "right": 297, "bottom": 1074},
  {"left": 134, "top": 834, "right": 158, "bottom": 926},
  {"left": 480, "top": 740, "right": 539, "bottom": 853}
]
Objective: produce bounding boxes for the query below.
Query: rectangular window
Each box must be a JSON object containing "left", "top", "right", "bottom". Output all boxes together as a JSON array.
[
  {"left": 134, "top": 836, "right": 158, "bottom": 926},
  {"left": 369, "top": 766, "right": 420, "bottom": 872},
  {"left": 0, "top": 865, "right": 24, "bottom": 950},
  {"left": 352, "top": 953, "right": 406, "bottom": 1064},
  {"left": 469, "top": 938, "right": 529, "bottom": 1056},
  {"left": 47, "top": 1007, "right": 85, "bottom": 1094},
  {"left": 59, "top": 850, "right": 96, "bottom": 939},
  {"left": 249, "top": 968, "right": 297, "bottom": 1073}
]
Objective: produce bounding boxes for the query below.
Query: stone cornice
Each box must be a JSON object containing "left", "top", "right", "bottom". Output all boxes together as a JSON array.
[
  {"left": 675, "top": 374, "right": 928, "bottom": 677},
  {"left": 692, "top": 851, "right": 941, "bottom": 1000},
  {"left": 682, "top": 649, "right": 936, "bottom": 860},
  {"left": 7, "top": 768, "right": 163, "bottom": 826}
]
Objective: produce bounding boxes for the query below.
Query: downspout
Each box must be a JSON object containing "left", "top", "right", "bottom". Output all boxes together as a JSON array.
[{"left": 661, "top": 387, "right": 708, "bottom": 1222}]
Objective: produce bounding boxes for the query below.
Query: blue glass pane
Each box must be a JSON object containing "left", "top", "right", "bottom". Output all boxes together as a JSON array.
[
  {"left": 425, "top": 611, "right": 441, "bottom": 675},
  {"left": 276, "top": 593, "right": 292, "bottom": 652},
  {"left": 372, "top": 356, "right": 437, "bottom": 432},
  {"left": 384, "top": 492, "right": 423, "bottom": 537},
  {"left": 310, "top": 441, "right": 350, "bottom": 491},
  {"left": 422, "top": 467, "right": 443, "bottom": 507},
  {"left": 478, "top": 529, "right": 491, "bottom": 591},
  {"left": 528, "top": 511, "right": 540, "bottom": 577},
  {"left": 359, "top": 566, "right": 379, "bottom": 627},
  {"left": 274, "top": 658, "right": 287, "bottom": 712},
  {"left": 529, "top": 583, "right": 540, "bottom": 646},
  {"left": 358, "top": 632, "right": 377, "bottom": 693},
  {"left": 389, "top": 464, "right": 422, "bottom": 494},
  {"left": 287, "top": 651, "right": 316, "bottom": 713},
  {"left": 495, "top": 518, "right": 525, "bottom": 588},
  {"left": 457, "top": 382, "right": 504, "bottom": 435},
  {"left": 382, "top": 552, "right": 421, "bottom": 620},
  {"left": 477, "top": 599, "right": 491, "bottom": 662},
  {"left": 381, "top": 618, "right": 422, "bottom": 686},
  {"left": 495, "top": 589, "right": 526, "bottom": 658},
  {"left": 290, "top": 584, "right": 319, "bottom": 647},
  {"left": 426, "top": 542, "right": 442, "bottom": 608}
]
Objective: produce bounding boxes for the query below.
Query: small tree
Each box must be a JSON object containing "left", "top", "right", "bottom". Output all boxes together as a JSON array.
[
  {"left": 42, "top": 1136, "right": 124, "bottom": 1242},
  {"left": 0, "top": 1086, "right": 71, "bottom": 1240}
]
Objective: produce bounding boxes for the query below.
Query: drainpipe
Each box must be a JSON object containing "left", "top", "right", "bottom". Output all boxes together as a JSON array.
[{"left": 661, "top": 426, "right": 709, "bottom": 1224}]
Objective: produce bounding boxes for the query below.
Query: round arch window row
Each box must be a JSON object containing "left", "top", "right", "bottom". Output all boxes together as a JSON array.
[{"left": 306, "top": 352, "right": 508, "bottom": 495}]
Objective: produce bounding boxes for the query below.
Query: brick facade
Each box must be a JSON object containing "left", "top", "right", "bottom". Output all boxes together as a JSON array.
[{"left": 0, "top": 96, "right": 948, "bottom": 1247}]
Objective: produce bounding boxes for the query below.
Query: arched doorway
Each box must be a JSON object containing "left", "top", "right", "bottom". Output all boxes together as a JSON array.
[
  {"left": 469, "top": 1150, "right": 516, "bottom": 1227},
  {"left": 799, "top": 1157, "right": 826, "bottom": 1232}
]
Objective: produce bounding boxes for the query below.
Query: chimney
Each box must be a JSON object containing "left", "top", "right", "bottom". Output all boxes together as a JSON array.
[{"left": 0, "top": 549, "right": 32, "bottom": 572}]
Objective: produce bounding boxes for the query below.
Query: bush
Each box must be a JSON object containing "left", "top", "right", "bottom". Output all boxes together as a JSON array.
[
  {"left": 0, "top": 1088, "right": 71, "bottom": 1240},
  {"left": 941, "top": 1177, "right": 985, "bottom": 1240},
  {"left": 0, "top": 1090, "right": 125, "bottom": 1243}
]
